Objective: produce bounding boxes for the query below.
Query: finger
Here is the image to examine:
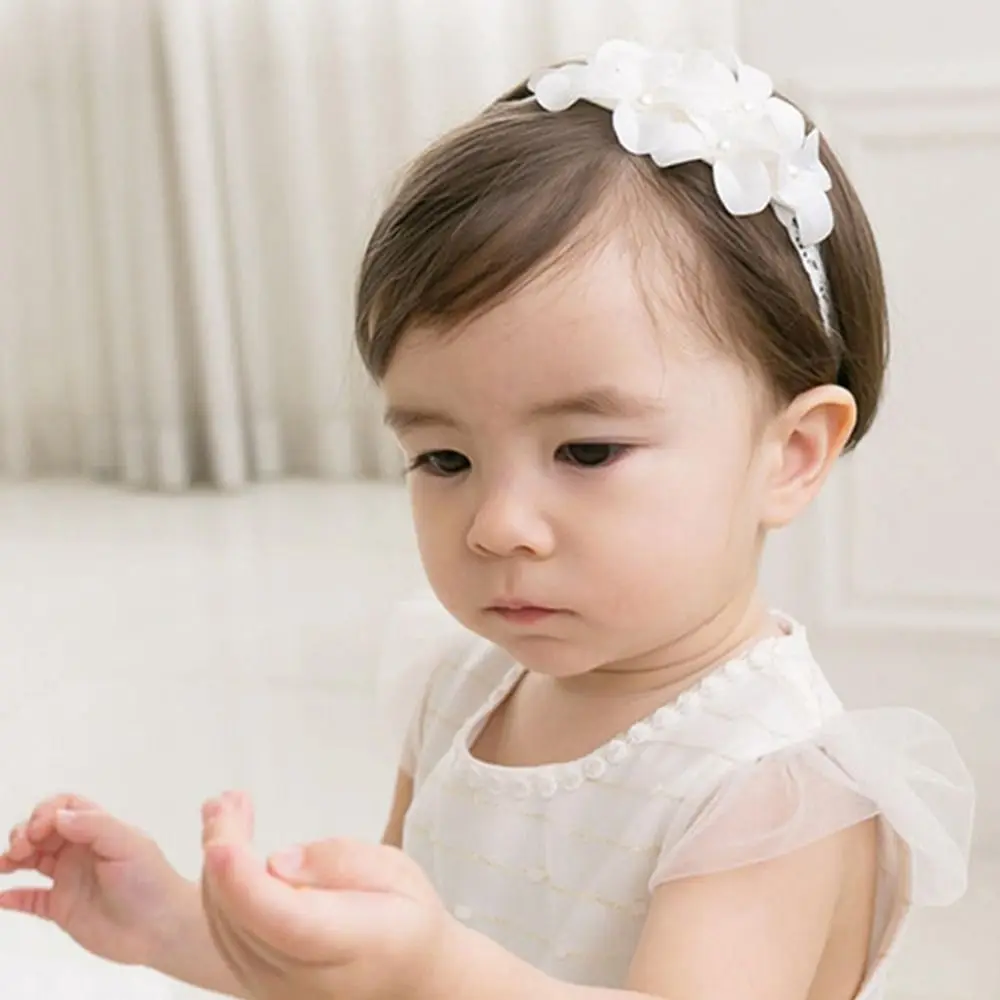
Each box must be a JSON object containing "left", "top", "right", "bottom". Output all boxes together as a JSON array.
[
  {"left": 0, "top": 848, "right": 59, "bottom": 879},
  {"left": 27, "top": 794, "right": 100, "bottom": 854},
  {"left": 202, "top": 871, "right": 285, "bottom": 986},
  {"left": 0, "top": 888, "right": 54, "bottom": 921},
  {"left": 207, "top": 837, "right": 397, "bottom": 964},
  {"left": 28, "top": 793, "right": 100, "bottom": 837},
  {"left": 268, "top": 839, "right": 433, "bottom": 902},
  {"left": 0, "top": 850, "right": 42, "bottom": 875},
  {"left": 202, "top": 791, "right": 254, "bottom": 850},
  {"left": 6, "top": 823, "right": 35, "bottom": 863},
  {"left": 52, "top": 808, "right": 144, "bottom": 862}
]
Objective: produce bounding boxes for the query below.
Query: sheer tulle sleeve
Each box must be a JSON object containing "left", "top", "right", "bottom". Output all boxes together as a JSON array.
[
  {"left": 651, "top": 708, "right": 974, "bottom": 908},
  {"left": 375, "top": 592, "right": 484, "bottom": 774}
]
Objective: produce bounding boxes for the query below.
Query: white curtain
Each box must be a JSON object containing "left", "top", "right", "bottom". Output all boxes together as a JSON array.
[{"left": 0, "top": 0, "right": 727, "bottom": 490}]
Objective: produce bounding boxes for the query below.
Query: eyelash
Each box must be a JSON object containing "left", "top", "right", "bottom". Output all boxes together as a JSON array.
[{"left": 407, "top": 443, "right": 632, "bottom": 478}]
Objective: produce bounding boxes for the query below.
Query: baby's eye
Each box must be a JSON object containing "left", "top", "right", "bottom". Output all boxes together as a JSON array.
[
  {"left": 408, "top": 450, "right": 471, "bottom": 477},
  {"left": 556, "top": 443, "right": 629, "bottom": 468}
]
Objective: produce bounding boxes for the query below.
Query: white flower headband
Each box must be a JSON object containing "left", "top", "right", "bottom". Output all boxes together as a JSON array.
[{"left": 528, "top": 40, "right": 835, "bottom": 335}]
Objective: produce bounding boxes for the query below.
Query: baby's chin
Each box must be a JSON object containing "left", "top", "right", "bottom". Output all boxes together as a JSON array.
[
  {"left": 481, "top": 628, "right": 615, "bottom": 678},
  {"left": 439, "top": 604, "right": 632, "bottom": 672}
]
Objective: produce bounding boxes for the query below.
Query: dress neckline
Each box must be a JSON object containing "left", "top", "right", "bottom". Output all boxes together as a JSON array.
[{"left": 450, "top": 612, "right": 809, "bottom": 798}]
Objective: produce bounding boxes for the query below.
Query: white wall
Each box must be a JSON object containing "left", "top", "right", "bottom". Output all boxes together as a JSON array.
[{"left": 745, "top": 0, "right": 1000, "bottom": 848}]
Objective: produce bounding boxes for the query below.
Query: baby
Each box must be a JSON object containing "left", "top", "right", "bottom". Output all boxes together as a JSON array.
[{"left": 2, "top": 39, "right": 973, "bottom": 1000}]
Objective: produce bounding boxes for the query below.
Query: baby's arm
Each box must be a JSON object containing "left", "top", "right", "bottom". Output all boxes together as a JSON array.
[
  {"left": 380, "top": 769, "right": 414, "bottom": 848},
  {"left": 192, "top": 793, "right": 876, "bottom": 1000},
  {"left": 148, "top": 881, "right": 250, "bottom": 997},
  {"left": 431, "top": 822, "right": 874, "bottom": 1000}
]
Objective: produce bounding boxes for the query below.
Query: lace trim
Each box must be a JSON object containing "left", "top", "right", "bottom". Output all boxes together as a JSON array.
[{"left": 451, "top": 614, "right": 810, "bottom": 796}]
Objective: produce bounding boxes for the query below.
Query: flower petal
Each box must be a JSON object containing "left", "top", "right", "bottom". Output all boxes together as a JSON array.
[
  {"left": 802, "top": 128, "right": 821, "bottom": 162},
  {"left": 765, "top": 98, "right": 806, "bottom": 151},
  {"left": 685, "top": 50, "right": 737, "bottom": 92},
  {"left": 594, "top": 39, "right": 649, "bottom": 67},
  {"left": 792, "top": 193, "right": 834, "bottom": 245},
  {"left": 680, "top": 52, "right": 738, "bottom": 114},
  {"left": 713, "top": 156, "right": 772, "bottom": 215},
  {"left": 530, "top": 68, "right": 580, "bottom": 111},
  {"left": 737, "top": 62, "right": 773, "bottom": 104},
  {"left": 640, "top": 51, "right": 684, "bottom": 92},
  {"left": 590, "top": 39, "right": 648, "bottom": 102},
  {"left": 650, "top": 122, "right": 709, "bottom": 167},
  {"left": 723, "top": 110, "right": 784, "bottom": 154},
  {"left": 612, "top": 102, "right": 646, "bottom": 154},
  {"left": 776, "top": 169, "right": 827, "bottom": 210}
]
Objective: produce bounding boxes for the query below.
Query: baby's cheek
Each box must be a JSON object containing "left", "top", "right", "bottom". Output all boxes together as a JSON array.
[
  {"left": 634, "top": 480, "right": 733, "bottom": 552},
  {"left": 610, "top": 499, "right": 738, "bottom": 601}
]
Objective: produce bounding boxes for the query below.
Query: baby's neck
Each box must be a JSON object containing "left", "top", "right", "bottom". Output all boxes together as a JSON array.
[
  {"left": 473, "top": 596, "right": 783, "bottom": 770},
  {"left": 553, "top": 596, "right": 779, "bottom": 702}
]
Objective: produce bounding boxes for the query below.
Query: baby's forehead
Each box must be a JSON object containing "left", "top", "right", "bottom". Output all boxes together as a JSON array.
[
  {"left": 383, "top": 262, "right": 750, "bottom": 431},
  {"left": 396, "top": 236, "right": 716, "bottom": 369}
]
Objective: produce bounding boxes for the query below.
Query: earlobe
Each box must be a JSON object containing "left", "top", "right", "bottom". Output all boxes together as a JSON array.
[{"left": 762, "top": 386, "right": 857, "bottom": 528}]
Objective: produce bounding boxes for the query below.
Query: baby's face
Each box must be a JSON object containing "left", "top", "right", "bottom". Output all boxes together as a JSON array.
[{"left": 382, "top": 238, "right": 777, "bottom": 678}]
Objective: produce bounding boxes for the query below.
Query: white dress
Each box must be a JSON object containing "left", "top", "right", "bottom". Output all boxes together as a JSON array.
[{"left": 378, "top": 597, "right": 974, "bottom": 996}]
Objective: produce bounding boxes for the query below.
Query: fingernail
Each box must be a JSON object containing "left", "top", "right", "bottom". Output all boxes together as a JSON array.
[
  {"left": 55, "top": 809, "right": 76, "bottom": 826},
  {"left": 269, "top": 846, "right": 304, "bottom": 877}
]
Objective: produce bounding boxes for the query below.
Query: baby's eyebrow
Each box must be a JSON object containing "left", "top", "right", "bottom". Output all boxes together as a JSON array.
[
  {"left": 527, "top": 387, "right": 666, "bottom": 420},
  {"left": 383, "top": 386, "right": 665, "bottom": 433},
  {"left": 382, "top": 405, "right": 460, "bottom": 433}
]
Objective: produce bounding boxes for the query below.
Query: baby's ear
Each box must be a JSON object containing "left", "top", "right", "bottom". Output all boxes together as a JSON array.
[{"left": 761, "top": 386, "right": 857, "bottom": 529}]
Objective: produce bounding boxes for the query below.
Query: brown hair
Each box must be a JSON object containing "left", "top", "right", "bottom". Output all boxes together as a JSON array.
[{"left": 355, "top": 78, "right": 889, "bottom": 450}]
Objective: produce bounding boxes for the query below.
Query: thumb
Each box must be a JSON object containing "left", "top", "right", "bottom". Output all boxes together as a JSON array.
[
  {"left": 268, "top": 839, "right": 435, "bottom": 902},
  {"left": 208, "top": 841, "right": 428, "bottom": 963},
  {"left": 54, "top": 809, "right": 149, "bottom": 862}
]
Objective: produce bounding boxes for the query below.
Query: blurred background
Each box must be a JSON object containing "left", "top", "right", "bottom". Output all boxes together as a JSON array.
[{"left": 0, "top": 0, "right": 997, "bottom": 996}]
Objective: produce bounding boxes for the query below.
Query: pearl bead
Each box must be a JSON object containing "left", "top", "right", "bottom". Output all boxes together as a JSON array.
[{"left": 629, "top": 722, "right": 652, "bottom": 743}]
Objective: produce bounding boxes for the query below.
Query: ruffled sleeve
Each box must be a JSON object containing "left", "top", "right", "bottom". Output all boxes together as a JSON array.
[
  {"left": 650, "top": 708, "right": 974, "bottom": 909},
  {"left": 375, "top": 591, "right": 488, "bottom": 775}
]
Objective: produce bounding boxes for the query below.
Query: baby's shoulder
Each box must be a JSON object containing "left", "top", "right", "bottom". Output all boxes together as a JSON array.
[{"left": 647, "top": 620, "right": 845, "bottom": 767}]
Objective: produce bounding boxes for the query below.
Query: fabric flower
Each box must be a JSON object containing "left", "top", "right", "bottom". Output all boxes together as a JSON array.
[
  {"left": 773, "top": 130, "right": 834, "bottom": 244},
  {"left": 527, "top": 40, "right": 834, "bottom": 249}
]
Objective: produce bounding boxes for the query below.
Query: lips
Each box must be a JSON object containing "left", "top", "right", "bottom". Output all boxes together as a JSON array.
[{"left": 487, "top": 601, "right": 561, "bottom": 625}]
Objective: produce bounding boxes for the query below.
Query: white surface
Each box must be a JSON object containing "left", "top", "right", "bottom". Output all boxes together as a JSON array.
[
  {"left": 0, "top": 482, "right": 412, "bottom": 998},
  {"left": 0, "top": 481, "right": 996, "bottom": 999}
]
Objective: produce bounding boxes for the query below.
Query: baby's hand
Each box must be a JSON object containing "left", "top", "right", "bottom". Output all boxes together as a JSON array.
[
  {"left": 0, "top": 794, "right": 194, "bottom": 968},
  {"left": 201, "top": 792, "right": 452, "bottom": 1000}
]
